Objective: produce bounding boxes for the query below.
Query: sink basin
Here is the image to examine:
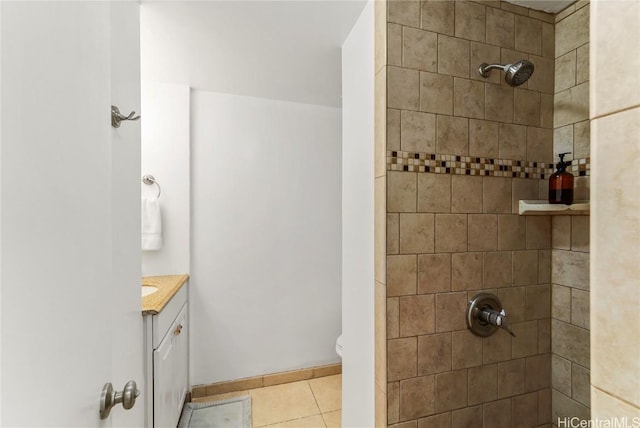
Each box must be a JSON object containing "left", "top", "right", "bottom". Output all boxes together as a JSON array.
[{"left": 141, "top": 285, "right": 158, "bottom": 297}]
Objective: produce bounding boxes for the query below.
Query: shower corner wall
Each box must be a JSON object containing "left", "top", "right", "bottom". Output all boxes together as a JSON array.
[{"left": 381, "top": 1, "right": 593, "bottom": 427}]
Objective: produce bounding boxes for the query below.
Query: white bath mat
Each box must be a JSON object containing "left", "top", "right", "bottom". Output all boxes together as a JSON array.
[{"left": 178, "top": 396, "right": 252, "bottom": 428}]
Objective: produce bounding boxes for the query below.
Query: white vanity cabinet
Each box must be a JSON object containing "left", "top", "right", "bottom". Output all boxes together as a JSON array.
[{"left": 143, "top": 283, "right": 189, "bottom": 428}]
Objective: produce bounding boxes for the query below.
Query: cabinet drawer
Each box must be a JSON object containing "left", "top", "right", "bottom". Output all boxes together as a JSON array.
[{"left": 152, "top": 284, "right": 187, "bottom": 348}]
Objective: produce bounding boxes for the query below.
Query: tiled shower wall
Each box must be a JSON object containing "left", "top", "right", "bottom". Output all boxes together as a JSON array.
[
  {"left": 385, "top": 1, "right": 554, "bottom": 427},
  {"left": 550, "top": 2, "right": 591, "bottom": 425}
]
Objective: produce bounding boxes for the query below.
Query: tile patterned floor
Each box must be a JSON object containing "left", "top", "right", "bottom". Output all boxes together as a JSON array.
[{"left": 193, "top": 374, "right": 342, "bottom": 428}]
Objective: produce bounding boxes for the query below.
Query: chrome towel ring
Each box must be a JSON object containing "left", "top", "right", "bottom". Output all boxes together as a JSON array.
[{"left": 142, "top": 174, "right": 161, "bottom": 198}]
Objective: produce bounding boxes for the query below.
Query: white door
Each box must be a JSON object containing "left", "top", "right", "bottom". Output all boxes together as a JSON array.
[{"left": 0, "top": 2, "right": 143, "bottom": 427}]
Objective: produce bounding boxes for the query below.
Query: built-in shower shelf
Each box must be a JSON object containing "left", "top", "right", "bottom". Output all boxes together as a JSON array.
[{"left": 518, "top": 200, "right": 590, "bottom": 215}]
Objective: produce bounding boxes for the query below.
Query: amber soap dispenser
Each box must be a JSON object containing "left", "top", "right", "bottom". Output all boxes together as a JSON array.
[{"left": 549, "top": 152, "right": 574, "bottom": 204}]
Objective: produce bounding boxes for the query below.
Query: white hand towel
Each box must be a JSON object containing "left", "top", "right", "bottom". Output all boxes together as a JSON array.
[{"left": 142, "top": 197, "right": 162, "bottom": 251}]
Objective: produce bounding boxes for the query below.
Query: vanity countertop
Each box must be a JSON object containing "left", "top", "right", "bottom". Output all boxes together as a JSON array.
[{"left": 142, "top": 274, "right": 189, "bottom": 315}]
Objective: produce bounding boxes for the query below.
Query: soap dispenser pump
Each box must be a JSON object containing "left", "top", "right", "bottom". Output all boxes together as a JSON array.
[{"left": 549, "top": 152, "right": 574, "bottom": 204}]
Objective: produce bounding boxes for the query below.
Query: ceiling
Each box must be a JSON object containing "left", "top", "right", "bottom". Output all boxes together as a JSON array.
[
  {"left": 504, "top": 0, "right": 575, "bottom": 13},
  {"left": 141, "top": 1, "right": 367, "bottom": 107}
]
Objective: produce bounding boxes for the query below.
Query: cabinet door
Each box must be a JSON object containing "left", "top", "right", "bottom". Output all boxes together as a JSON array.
[
  {"left": 154, "top": 325, "right": 176, "bottom": 428},
  {"left": 174, "top": 305, "right": 189, "bottom": 414}
]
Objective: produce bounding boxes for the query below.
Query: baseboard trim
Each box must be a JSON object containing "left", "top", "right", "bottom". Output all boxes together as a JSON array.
[{"left": 191, "top": 363, "right": 342, "bottom": 399}]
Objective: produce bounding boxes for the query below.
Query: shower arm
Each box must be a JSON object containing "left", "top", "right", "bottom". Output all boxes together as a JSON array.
[{"left": 478, "top": 63, "right": 508, "bottom": 78}]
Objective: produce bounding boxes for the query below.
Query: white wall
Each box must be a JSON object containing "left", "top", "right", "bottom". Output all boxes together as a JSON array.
[
  {"left": 190, "top": 91, "right": 342, "bottom": 384},
  {"left": 141, "top": 81, "right": 190, "bottom": 276},
  {"left": 341, "top": 2, "right": 375, "bottom": 426}
]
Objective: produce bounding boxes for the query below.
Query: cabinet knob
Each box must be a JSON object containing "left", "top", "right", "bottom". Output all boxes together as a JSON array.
[{"left": 174, "top": 324, "right": 183, "bottom": 336}]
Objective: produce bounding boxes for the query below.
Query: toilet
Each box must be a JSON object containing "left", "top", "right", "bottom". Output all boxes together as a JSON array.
[{"left": 335, "top": 334, "right": 343, "bottom": 358}]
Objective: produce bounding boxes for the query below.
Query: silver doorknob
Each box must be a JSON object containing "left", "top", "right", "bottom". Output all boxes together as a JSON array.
[{"left": 100, "top": 380, "right": 140, "bottom": 419}]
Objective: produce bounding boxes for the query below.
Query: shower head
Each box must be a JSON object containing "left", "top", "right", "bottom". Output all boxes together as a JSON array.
[{"left": 478, "top": 60, "right": 535, "bottom": 87}]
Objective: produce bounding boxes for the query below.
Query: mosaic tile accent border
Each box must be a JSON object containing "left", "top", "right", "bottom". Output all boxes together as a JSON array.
[{"left": 387, "top": 151, "right": 591, "bottom": 179}]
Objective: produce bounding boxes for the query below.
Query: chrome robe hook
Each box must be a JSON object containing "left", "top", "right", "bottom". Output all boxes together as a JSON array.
[{"left": 111, "top": 105, "right": 140, "bottom": 128}]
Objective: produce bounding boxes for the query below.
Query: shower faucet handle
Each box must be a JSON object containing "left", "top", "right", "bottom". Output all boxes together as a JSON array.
[
  {"left": 477, "top": 307, "right": 516, "bottom": 337},
  {"left": 496, "top": 309, "right": 516, "bottom": 337}
]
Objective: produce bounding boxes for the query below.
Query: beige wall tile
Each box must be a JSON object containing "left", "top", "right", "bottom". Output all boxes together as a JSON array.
[
  {"left": 469, "top": 214, "right": 498, "bottom": 252},
  {"left": 418, "top": 253, "right": 451, "bottom": 294},
  {"left": 573, "top": 176, "right": 590, "bottom": 201},
  {"left": 438, "top": 35, "right": 471, "bottom": 78},
  {"left": 498, "top": 286, "right": 526, "bottom": 323},
  {"left": 571, "top": 363, "right": 590, "bottom": 407},
  {"left": 400, "top": 375, "right": 436, "bottom": 420},
  {"left": 571, "top": 288, "right": 590, "bottom": 330},
  {"left": 555, "top": 50, "right": 576, "bottom": 92},
  {"left": 418, "top": 173, "right": 451, "bottom": 213},
  {"left": 388, "top": 213, "right": 400, "bottom": 254},
  {"left": 437, "top": 114, "right": 470, "bottom": 155},
  {"left": 470, "top": 42, "right": 501, "bottom": 84},
  {"left": 435, "top": 369, "right": 468, "bottom": 412},
  {"left": 515, "top": 15, "right": 542, "bottom": 55},
  {"left": 399, "top": 213, "right": 435, "bottom": 254},
  {"left": 483, "top": 251, "right": 512, "bottom": 288},
  {"left": 388, "top": 0, "right": 420, "bottom": 27},
  {"left": 498, "top": 359, "right": 525, "bottom": 398},
  {"left": 418, "top": 333, "right": 452, "bottom": 375},
  {"left": 387, "top": 297, "right": 399, "bottom": 339},
  {"left": 525, "top": 284, "right": 550, "bottom": 320},
  {"left": 451, "top": 252, "right": 483, "bottom": 291},
  {"left": 513, "top": 250, "right": 538, "bottom": 286},
  {"left": 552, "top": 353, "right": 572, "bottom": 395},
  {"left": 526, "top": 354, "right": 551, "bottom": 391},
  {"left": 553, "top": 124, "right": 573, "bottom": 159},
  {"left": 421, "top": 411, "right": 453, "bottom": 428},
  {"left": 421, "top": 0, "right": 454, "bottom": 35},
  {"left": 400, "top": 294, "right": 435, "bottom": 336},
  {"left": 526, "top": 126, "right": 552, "bottom": 163},
  {"left": 435, "top": 214, "right": 468, "bottom": 253},
  {"left": 455, "top": 1, "right": 486, "bottom": 42},
  {"left": 553, "top": 82, "right": 589, "bottom": 128},
  {"left": 552, "top": 249, "right": 589, "bottom": 290},
  {"left": 420, "top": 72, "right": 453, "bottom": 115},
  {"left": 499, "top": 123, "right": 526, "bottom": 160},
  {"left": 452, "top": 330, "right": 483, "bottom": 369},
  {"left": 483, "top": 177, "right": 512, "bottom": 214},
  {"left": 552, "top": 389, "right": 590, "bottom": 423},
  {"left": 552, "top": 216, "right": 571, "bottom": 250},
  {"left": 498, "top": 214, "right": 526, "bottom": 250},
  {"left": 468, "top": 364, "right": 498, "bottom": 405},
  {"left": 483, "top": 398, "right": 512, "bottom": 428},
  {"left": 538, "top": 389, "right": 552, "bottom": 424},
  {"left": 435, "top": 292, "right": 468, "bottom": 332},
  {"left": 387, "top": 254, "right": 417, "bottom": 296},
  {"left": 591, "top": 388, "right": 640, "bottom": 423},
  {"left": 527, "top": 55, "right": 554, "bottom": 94},
  {"left": 512, "top": 320, "right": 538, "bottom": 358},
  {"left": 555, "top": 4, "right": 575, "bottom": 23},
  {"left": 573, "top": 120, "right": 590, "bottom": 159},
  {"left": 570, "top": 215, "right": 589, "bottom": 252},
  {"left": 388, "top": 23, "right": 402, "bottom": 67},
  {"left": 388, "top": 171, "right": 417, "bottom": 213},
  {"left": 451, "top": 175, "right": 483, "bottom": 213},
  {"left": 486, "top": 83, "right": 514, "bottom": 123},
  {"left": 401, "top": 111, "right": 436, "bottom": 153},
  {"left": 552, "top": 284, "right": 571, "bottom": 323},
  {"left": 454, "top": 78, "right": 485, "bottom": 119},
  {"left": 483, "top": 327, "right": 512, "bottom": 363},
  {"left": 541, "top": 22, "right": 555, "bottom": 59},
  {"left": 389, "top": 66, "right": 420, "bottom": 110},
  {"left": 538, "top": 318, "right": 551, "bottom": 354},
  {"left": 540, "top": 93, "right": 553, "bottom": 129},
  {"left": 388, "top": 381, "right": 400, "bottom": 424},
  {"left": 501, "top": 1, "right": 529, "bottom": 16},
  {"left": 539, "top": 250, "right": 551, "bottom": 283},
  {"left": 552, "top": 320, "right": 590, "bottom": 368},
  {"left": 388, "top": 337, "right": 417, "bottom": 381},
  {"left": 514, "top": 89, "right": 541, "bottom": 127},
  {"left": 512, "top": 392, "right": 539, "bottom": 428},
  {"left": 469, "top": 119, "right": 499, "bottom": 158},
  {"left": 528, "top": 9, "right": 554, "bottom": 23},
  {"left": 486, "top": 7, "right": 514, "bottom": 49},
  {"left": 526, "top": 216, "right": 551, "bottom": 250},
  {"left": 555, "top": 4, "right": 589, "bottom": 58},
  {"left": 575, "top": 43, "right": 589, "bottom": 84},
  {"left": 388, "top": 109, "right": 401, "bottom": 151},
  {"left": 390, "top": 420, "right": 417, "bottom": 428},
  {"left": 511, "top": 178, "right": 538, "bottom": 214},
  {"left": 403, "top": 27, "right": 437, "bottom": 72}
]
